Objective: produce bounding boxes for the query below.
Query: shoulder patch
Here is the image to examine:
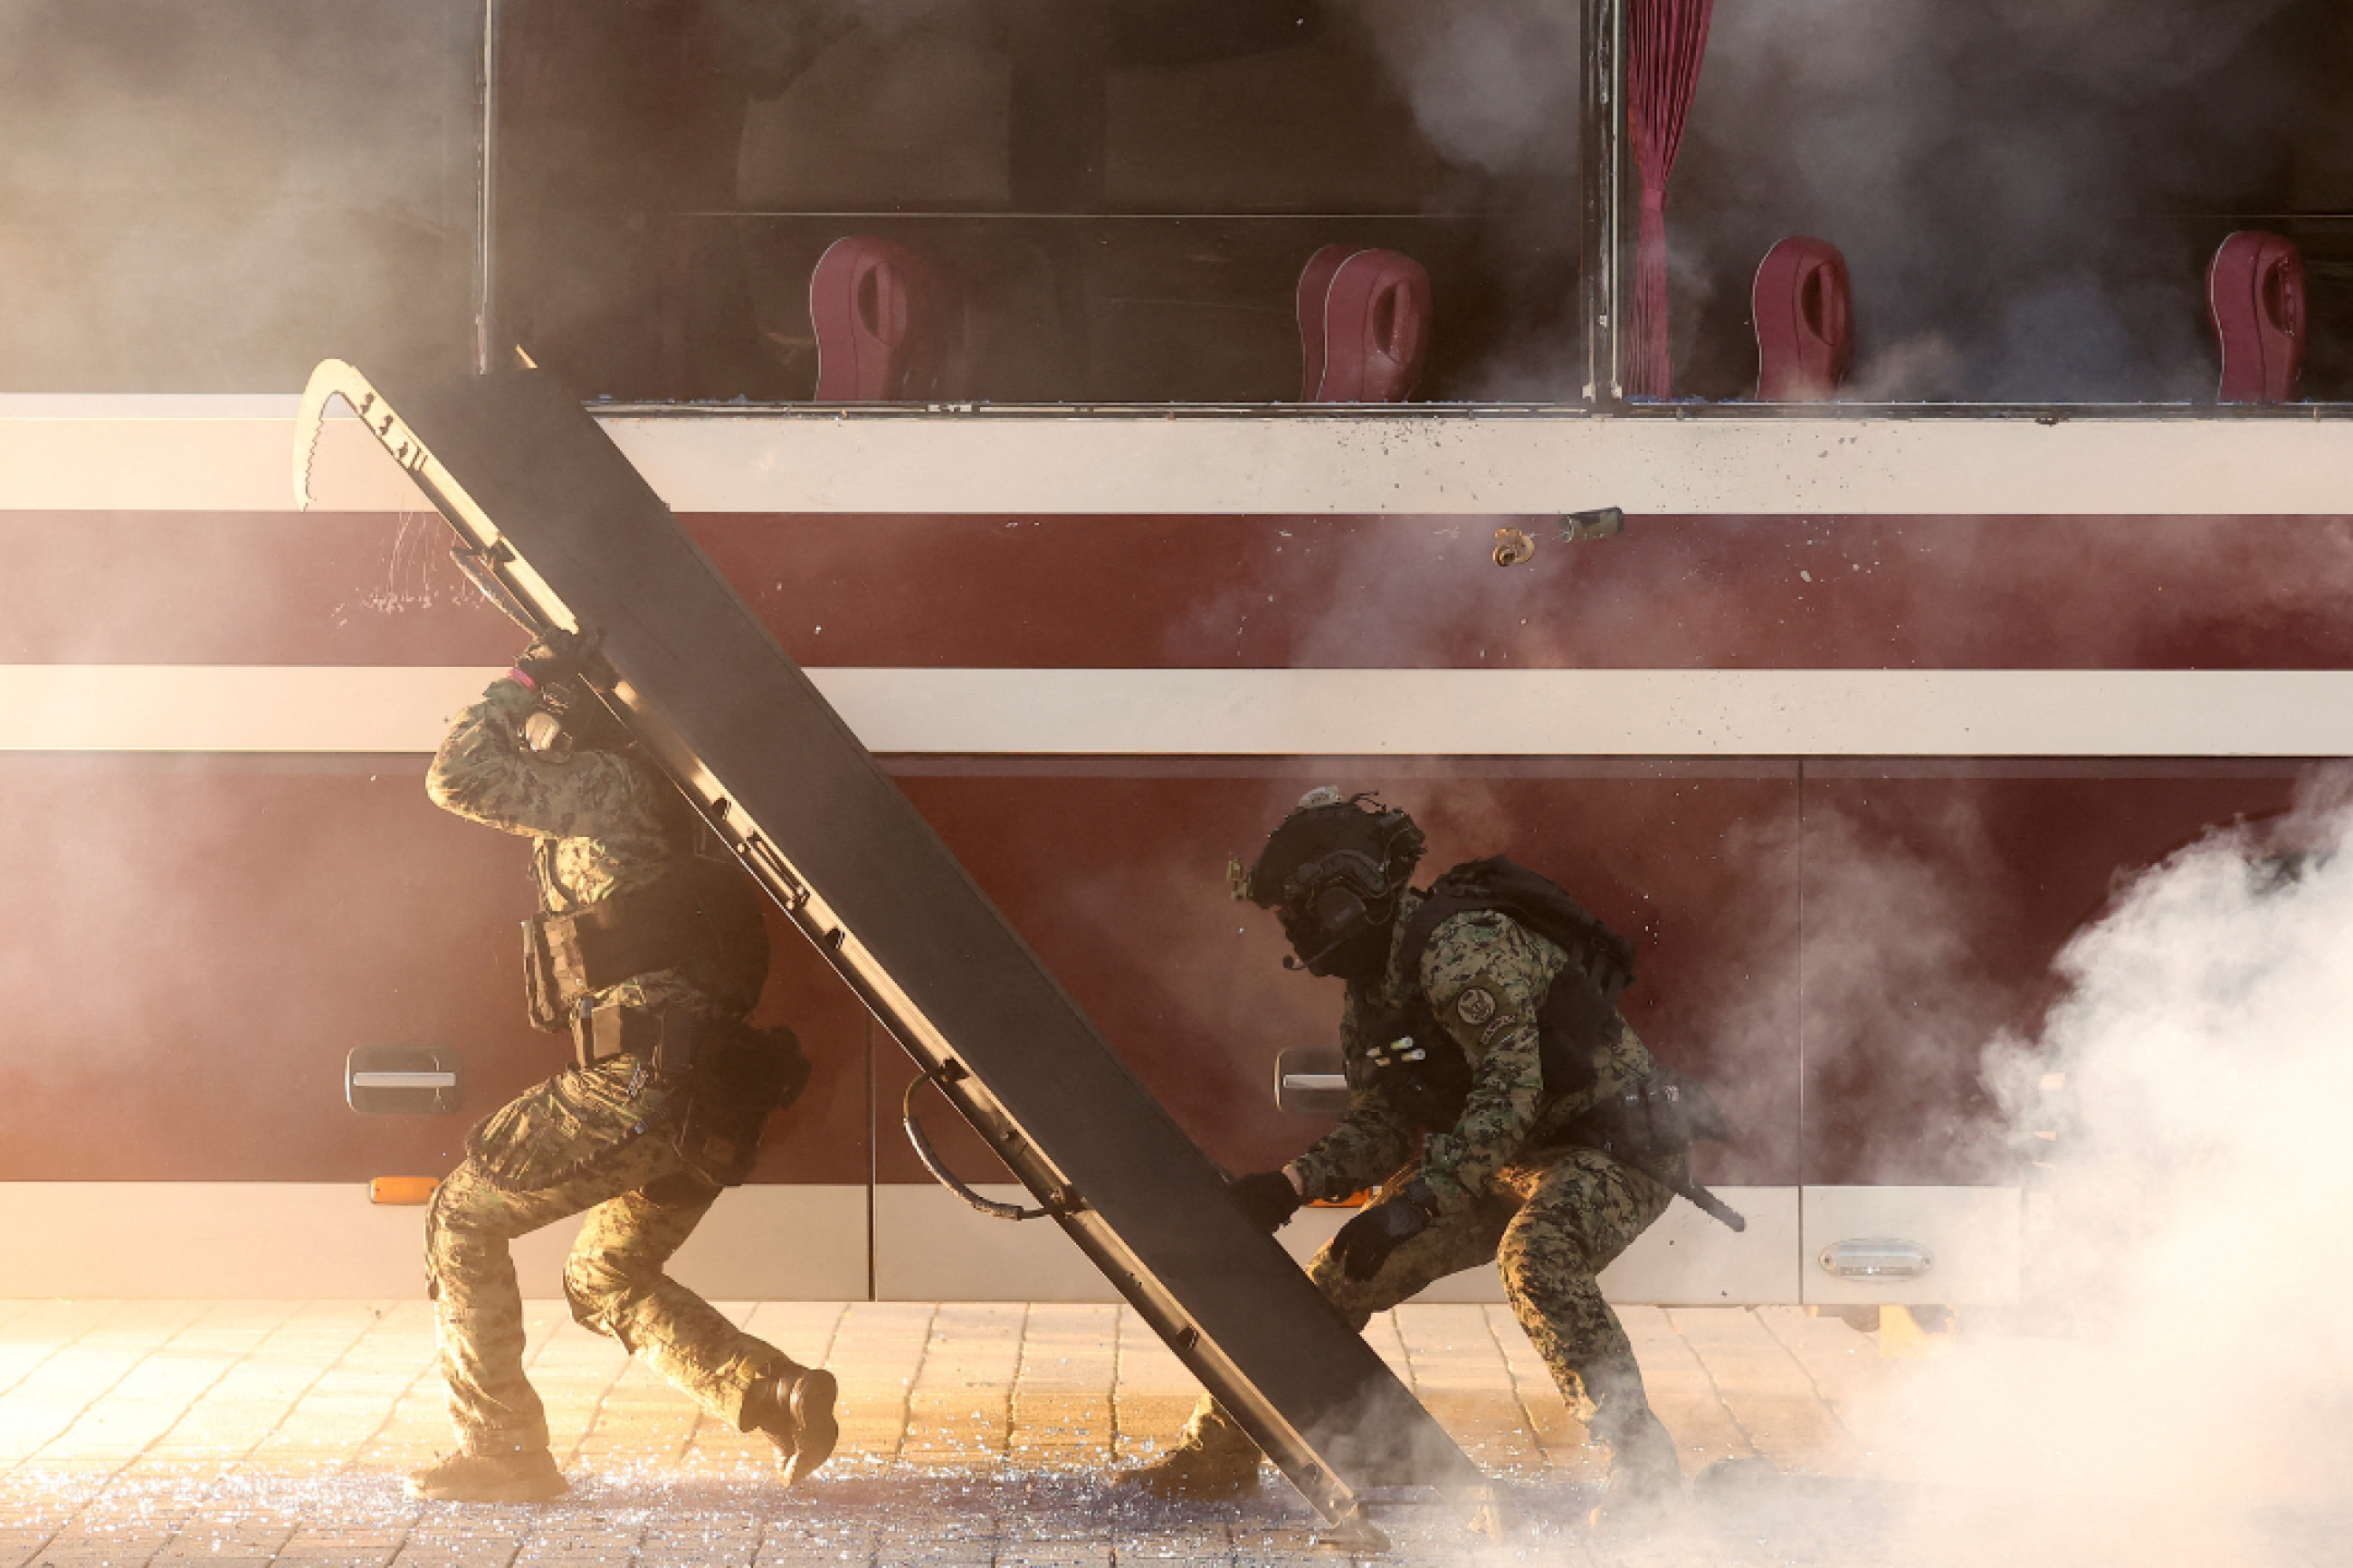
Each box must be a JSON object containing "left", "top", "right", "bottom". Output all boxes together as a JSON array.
[{"left": 1455, "top": 986, "right": 1496, "bottom": 1026}]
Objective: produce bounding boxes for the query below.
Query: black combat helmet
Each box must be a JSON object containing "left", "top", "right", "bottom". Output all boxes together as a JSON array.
[{"left": 1234, "top": 787, "right": 1425, "bottom": 978}]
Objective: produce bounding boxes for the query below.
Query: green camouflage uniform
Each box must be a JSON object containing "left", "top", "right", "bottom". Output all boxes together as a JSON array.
[
  {"left": 424, "top": 677, "right": 795, "bottom": 1456},
  {"left": 1182, "top": 889, "right": 1673, "bottom": 1454}
]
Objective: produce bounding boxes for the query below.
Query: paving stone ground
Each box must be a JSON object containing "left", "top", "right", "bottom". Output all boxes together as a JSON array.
[{"left": 0, "top": 1300, "right": 2338, "bottom": 1568}]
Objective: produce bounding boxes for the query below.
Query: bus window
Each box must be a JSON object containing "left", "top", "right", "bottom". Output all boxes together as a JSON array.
[
  {"left": 1670, "top": 0, "right": 2350, "bottom": 404},
  {"left": 493, "top": 0, "right": 1585, "bottom": 404}
]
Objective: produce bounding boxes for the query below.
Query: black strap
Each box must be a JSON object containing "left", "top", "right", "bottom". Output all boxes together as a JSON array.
[
  {"left": 573, "top": 1003, "right": 671, "bottom": 1069},
  {"left": 541, "top": 873, "right": 719, "bottom": 993},
  {"left": 902, "top": 1067, "right": 1050, "bottom": 1221}
]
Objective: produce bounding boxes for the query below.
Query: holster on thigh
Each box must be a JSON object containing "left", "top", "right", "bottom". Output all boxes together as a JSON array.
[{"left": 655, "top": 1021, "right": 810, "bottom": 1188}]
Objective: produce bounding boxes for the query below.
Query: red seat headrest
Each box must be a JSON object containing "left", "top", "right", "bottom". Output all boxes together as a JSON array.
[
  {"left": 2209, "top": 230, "right": 2305, "bottom": 404},
  {"left": 809, "top": 236, "right": 948, "bottom": 402},
  {"left": 1752, "top": 236, "right": 1853, "bottom": 402},
  {"left": 1297, "top": 247, "right": 1431, "bottom": 403}
]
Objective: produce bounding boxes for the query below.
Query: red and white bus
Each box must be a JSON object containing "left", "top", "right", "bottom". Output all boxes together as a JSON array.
[{"left": 2, "top": 0, "right": 2348, "bottom": 1318}]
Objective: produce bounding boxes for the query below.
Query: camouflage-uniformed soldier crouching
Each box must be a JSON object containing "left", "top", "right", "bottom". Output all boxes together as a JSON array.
[
  {"left": 406, "top": 637, "right": 834, "bottom": 1504},
  {"left": 1125, "top": 789, "right": 1734, "bottom": 1526}
]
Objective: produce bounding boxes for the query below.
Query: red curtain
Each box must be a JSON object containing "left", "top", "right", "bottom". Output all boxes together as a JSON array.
[{"left": 1625, "top": 0, "right": 1715, "bottom": 398}]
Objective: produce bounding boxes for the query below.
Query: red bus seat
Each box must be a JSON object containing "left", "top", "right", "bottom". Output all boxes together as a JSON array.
[
  {"left": 1297, "top": 246, "right": 1430, "bottom": 403},
  {"left": 809, "top": 236, "right": 948, "bottom": 401},
  {"left": 1752, "top": 236, "right": 1853, "bottom": 402},
  {"left": 1294, "top": 244, "right": 1350, "bottom": 401},
  {"left": 2209, "top": 230, "right": 2305, "bottom": 404}
]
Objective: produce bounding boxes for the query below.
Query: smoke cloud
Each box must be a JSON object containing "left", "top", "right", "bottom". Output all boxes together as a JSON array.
[
  {"left": 0, "top": 0, "right": 475, "bottom": 392},
  {"left": 1162, "top": 510, "right": 2353, "bottom": 678},
  {"left": 1359, "top": 0, "right": 1580, "bottom": 186},
  {"left": 1831, "top": 777, "right": 2353, "bottom": 1564}
]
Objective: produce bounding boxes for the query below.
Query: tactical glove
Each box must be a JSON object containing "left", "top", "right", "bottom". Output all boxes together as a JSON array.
[
  {"left": 512, "top": 628, "right": 596, "bottom": 690},
  {"left": 1330, "top": 1179, "right": 1435, "bottom": 1280},
  {"left": 1229, "top": 1170, "right": 1302, "bottom": 1234}
]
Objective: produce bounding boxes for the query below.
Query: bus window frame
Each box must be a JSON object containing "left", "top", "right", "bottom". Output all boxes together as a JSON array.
[{"left": 469, "top": 0, "right": 2353, "bottom": 423}]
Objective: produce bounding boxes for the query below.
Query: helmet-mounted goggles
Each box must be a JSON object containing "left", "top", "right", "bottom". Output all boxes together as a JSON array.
[
  {"left": 1274, "top": 847, "right": 1402, "bottom": 972},
  {"left": 1229, "top": 786, "right": 1425, "bottom": 974}
]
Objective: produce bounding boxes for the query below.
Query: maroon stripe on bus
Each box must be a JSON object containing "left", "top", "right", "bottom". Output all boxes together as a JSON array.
[
  {"left": 5, "top": 511, "right": 2352, "bottom": 670},
  {"left": 0, "top": 754, "right": 2310, "bottom": 1186}
]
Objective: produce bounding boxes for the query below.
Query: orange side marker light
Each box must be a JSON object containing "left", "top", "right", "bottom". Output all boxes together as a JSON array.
[{"left": 370, "top": 1176, "right": 442, "bottom": 1205}]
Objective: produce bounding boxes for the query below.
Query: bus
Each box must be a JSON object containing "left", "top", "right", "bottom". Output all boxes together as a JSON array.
[{"left": 2, "top": 0, "right": 2347, "bottom": 1323}]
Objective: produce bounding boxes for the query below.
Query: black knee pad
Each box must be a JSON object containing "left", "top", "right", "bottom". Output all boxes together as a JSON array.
[{"left": 641, "top": 1169, "right": 720, "bottom": 1210}]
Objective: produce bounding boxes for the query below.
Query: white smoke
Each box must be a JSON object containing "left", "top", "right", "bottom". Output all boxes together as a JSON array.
[
  {"left": 1842, "top": 775, "right": 2353, "bottom": 1565},
  {"left": 0, "top": 0, "right": 476, "bottom": 392},
  {"left": 1358, "top": 0, "right": 1580, "bottom": 185}
]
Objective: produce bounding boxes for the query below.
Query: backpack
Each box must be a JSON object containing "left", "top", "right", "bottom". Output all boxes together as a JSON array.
[{"left": 1398, "top": 856, "right": 1636, "bottom": 1003}]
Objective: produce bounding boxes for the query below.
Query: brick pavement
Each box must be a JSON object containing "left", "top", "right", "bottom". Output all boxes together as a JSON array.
[{"left": 0, "top": 1301, "right": 2337, "bottom": 1568}]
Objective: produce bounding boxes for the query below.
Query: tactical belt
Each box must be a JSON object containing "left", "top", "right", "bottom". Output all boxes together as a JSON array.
[
  {"left": 567, "top": 1005, "right": 815, "bottom": 1189},
  {"left": 573, "top": 1001, "right": 700, "bottom": 1077},
  {"left": 1546, "top": 1070, "right": 1746, "bottom": 1231}
]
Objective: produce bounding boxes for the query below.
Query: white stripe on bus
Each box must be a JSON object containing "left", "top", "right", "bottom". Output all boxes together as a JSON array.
[
  {"left": 4, "top": 665, "right": 2350, "bottom": 755},
  {"left": 0, "top": 395, "right": 2348, "bottom": 515},
  {"left": 0, "top": 1181, "right": 2017, "bottom": 1306}
]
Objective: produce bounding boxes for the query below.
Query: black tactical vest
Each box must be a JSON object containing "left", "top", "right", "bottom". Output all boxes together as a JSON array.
[
  {"left": 1354, "top": 858, "right": 1636, "bottom": 1129},
  {"left": 522, "top": 853, "right": 771, "bottom": 1031},
  {"left": 1351, "top": 859, "right": 1745, "bottom": 1229}
]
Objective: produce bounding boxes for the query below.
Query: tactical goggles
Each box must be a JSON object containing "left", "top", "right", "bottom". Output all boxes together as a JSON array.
[
  {"left": 1278, "top": 848, "right": 1395, "bottom": 915},
  {"left": 1274, "top": 849, "right": 1400, "bottom": 972}
]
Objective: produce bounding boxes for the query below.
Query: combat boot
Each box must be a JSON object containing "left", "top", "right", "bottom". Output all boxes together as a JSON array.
[
  {"left": 1121, "top": 1404, "right": 1262, "bottom": 1500},
  {"left": 745, "top": 1361, "right": 840, "bottom": 1487},
  {"left": 1585, "top": 1397, "right": 1683, "bottom": 1535},
  {"left": 405, "top": 1447, "right": 567, "bottom": 1503}
]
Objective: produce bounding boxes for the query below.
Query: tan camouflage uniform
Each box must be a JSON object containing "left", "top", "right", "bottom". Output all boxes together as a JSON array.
[
  {"left": 1180, "top": 889, "right": 1673, "bottom": 1454},
  {"left": 423, "top": 677, "right": 794, "bottom": 1456}
]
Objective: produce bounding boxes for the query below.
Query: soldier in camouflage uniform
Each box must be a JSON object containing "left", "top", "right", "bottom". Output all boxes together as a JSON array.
[
  {"left": 1125, "top": 789, "right": 1691, "bottom": 1524},
  {"left": 406, "top": 639, "right": 835, "bottom": 1504}
]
